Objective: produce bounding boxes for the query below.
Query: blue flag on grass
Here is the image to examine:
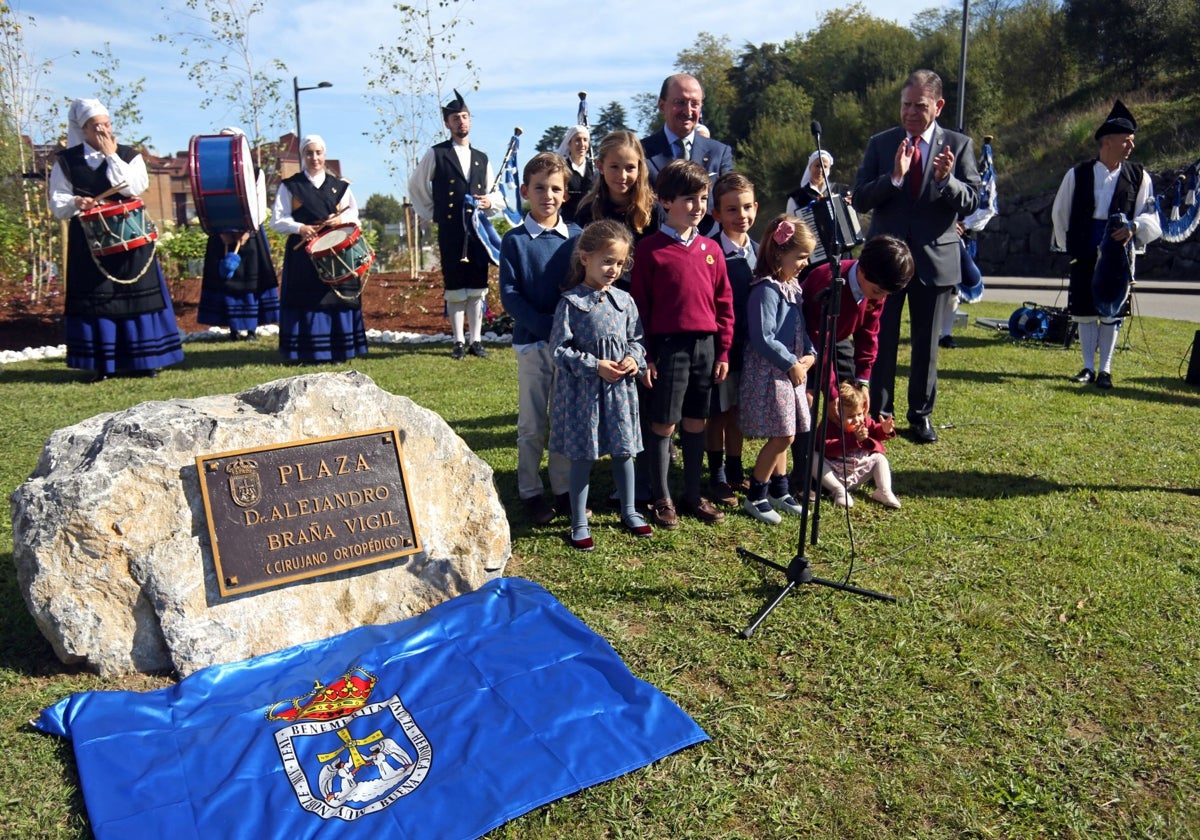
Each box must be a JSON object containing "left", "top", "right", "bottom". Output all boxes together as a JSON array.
[{"left": 36, "top": 577, "right": 707, "bottom": 840}]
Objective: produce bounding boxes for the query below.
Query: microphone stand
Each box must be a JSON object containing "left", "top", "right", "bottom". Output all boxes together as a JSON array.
[{"left": 739, "top": 121, "right": 896, "bottom": 639}]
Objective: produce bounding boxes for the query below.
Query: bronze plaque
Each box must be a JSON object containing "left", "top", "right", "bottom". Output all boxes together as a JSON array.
[{"left": 196, "top": 428, "right": 422, "bottom": 597}]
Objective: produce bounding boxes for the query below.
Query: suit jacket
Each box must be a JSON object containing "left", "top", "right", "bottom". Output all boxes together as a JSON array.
[
  {"left": 853, "top": 123, "right": 980, "bottom": 288},
  {"left": 641, "top": 129, "right": 734, "bottom": 187}
]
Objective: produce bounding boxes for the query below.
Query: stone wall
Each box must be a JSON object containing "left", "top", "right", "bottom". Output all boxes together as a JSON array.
[{"left": 973, "top": 182, "right": 1200, "bottom": 280}]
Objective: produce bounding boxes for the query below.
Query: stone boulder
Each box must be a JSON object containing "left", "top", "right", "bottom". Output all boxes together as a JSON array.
[{"left": 10, "top": 371, "right": 510, "bottom": 677}]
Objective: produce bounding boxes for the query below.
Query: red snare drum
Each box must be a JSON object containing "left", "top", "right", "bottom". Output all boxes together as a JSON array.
[
  {"left": 306, "top": 224, "right": 375, "bottom": 286},
  {"left": 78, "top": 198, "right": 158, "bottom": 257}
]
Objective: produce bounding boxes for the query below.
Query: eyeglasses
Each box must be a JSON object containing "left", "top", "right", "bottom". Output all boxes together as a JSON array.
[{"left": 670, "top": 98, "right": 702, "bottom": 111}]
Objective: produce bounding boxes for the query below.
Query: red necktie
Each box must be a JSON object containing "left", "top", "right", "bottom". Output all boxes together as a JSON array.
[{"left": 908, "top": 139, "right": 923, "bottom": 197}]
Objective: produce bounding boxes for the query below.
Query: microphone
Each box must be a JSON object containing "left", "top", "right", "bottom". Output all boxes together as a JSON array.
[{"left": 810, "top": 120, "right": 822, "bottom": 139}]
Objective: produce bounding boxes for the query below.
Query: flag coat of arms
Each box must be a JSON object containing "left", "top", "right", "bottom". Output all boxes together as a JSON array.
[{"left": 36, "top": 577, "right": 708, "bottom": 840}]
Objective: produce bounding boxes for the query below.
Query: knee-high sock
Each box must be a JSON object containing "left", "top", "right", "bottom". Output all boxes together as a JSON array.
[
  {"left": 1098, "top": 320, "right": 1121, "bottom": 373},
  {"left": 707, "top": 449, "right": 726, "bottom": 485},
  {"left": 611, "top": 455, "right": 637, "bottom": 521},
  {"left": 466, "top": 296, "right": 485, "bottom": 343},
  {"left": 448, "top": 300, "right": 467, "bottom": 343},
  {"left": 680, "top": 429, "right": 707, "bottom": 500},
  {"left": 647, "top": 431, "right": 672, "bottom": 501},
  {"left": 568, "top": 459, "right": 593, "bottom": 531},
  {"left": 1078, "top": 321, "right": 1099, "bottom": 371}
]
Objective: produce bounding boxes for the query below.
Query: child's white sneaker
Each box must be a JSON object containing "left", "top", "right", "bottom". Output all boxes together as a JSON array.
[{"left": 743, "top": 496, "right": 782, "bottom": 525}]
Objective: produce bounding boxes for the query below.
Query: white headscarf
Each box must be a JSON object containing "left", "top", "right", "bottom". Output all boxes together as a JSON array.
[
  {"left": 67, "top": 98, "right": 109, "bottom": 147},
  {"left": 556, "top": 125, "right": 590, "bottom": 160},
  {"left": 300, "top": 134, "right": 325, "bottom": 153},
  {"left": 220, "top": 126, "right": 246, "bottom": 137},
  {"left": 800, "top": 150, "right": 834, "bottom": 192}
]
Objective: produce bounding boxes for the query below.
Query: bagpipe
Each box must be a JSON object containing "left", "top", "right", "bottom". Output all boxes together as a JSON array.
[
  {"left": 461, "top": 126, "right": 522, "bottom": 266},
  {"left": 957, "top": 135, "right": 997, "bottom": 303},
  {"left": 1155, "top": 160, "right": 1200, "bottom": 243},
  {"left": 1092, "top": 212, "right": 1134, "bottom": 319}
]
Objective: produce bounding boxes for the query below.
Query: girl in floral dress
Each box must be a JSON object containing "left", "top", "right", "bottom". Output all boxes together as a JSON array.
[
  {"left": 549, "top": 220, "right": 653, "bottom": 551},
  {"left": 739, "top": 215, "right": 818, "bottom": 525}
]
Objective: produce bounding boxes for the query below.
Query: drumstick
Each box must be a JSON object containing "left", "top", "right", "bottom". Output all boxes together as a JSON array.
[
  {"left": 292, "top": 205, "right": 349, "bottom": 250},
  {"left": 93, "top": 182, "right": 129, "bottom": 202}
]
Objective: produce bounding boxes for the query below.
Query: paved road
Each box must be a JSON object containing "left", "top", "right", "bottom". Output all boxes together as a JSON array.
[{"left": 976, "top": 276, "right": 1200, "bottom": 322}]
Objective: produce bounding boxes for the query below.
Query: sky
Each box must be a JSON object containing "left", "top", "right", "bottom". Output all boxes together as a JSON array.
[{"left": 16, "top": 0, "right": 936, "bottom": 202}]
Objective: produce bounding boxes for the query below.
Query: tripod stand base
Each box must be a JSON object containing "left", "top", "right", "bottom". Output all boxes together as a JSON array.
[{"left": 737, "top": 547, "right": 896, "bottom": 638}]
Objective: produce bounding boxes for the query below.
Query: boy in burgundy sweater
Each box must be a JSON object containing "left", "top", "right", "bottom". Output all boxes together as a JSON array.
[{"left": 631, "top": 159, "right": 735, "bottom": 528}]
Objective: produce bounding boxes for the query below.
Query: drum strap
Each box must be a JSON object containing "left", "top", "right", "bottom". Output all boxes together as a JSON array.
[{"left": 89, "top": 239, "right": 158, "bottom": 286}]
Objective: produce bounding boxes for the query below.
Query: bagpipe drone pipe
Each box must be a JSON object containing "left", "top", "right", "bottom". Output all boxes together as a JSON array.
[{"left": 1156, "top": 160, "right": 1200, "bottom": 243}]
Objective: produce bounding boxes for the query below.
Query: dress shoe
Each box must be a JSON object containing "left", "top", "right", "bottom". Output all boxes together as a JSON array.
[
  {"left": 910, "top": 418, "right": 938, "bottom": 444},
  {"left": 649, "top": 498, "right": 679, "bottom": 530},
  {"left": 1095, "top": 371, "right": 1113, "bottom": 389},
  {"left": 1070, "top": 368, "right": 1095, "bottom": 384},
  {"left": 709, "top": 481, "right": 738, "bottom": 507},
  {"left": 679, "top": 495, "right": 725, "bottom": 523},
  {"left": 938, "top": 335, "right": 958, "bottom": 349},
  {"left": 621, "top": 515, "right": 654, "bottom": 538},
  {"left": 450, "top": 341, "right": 466, "bottom": 360},
  {"left": 769, "top": 493, "right": 805, "bottom": 516},
  {"left": 522, "top": 495, "right": 557, "bottom": 526},
  {"left": 468, "top": 341, "right": 489, "bottom": 358},
  {"left": 568, "top": 528, "right": 594, "bottom": 552},
  {"left": 743, "top": 496, "right": 782, "bottom": 525}
]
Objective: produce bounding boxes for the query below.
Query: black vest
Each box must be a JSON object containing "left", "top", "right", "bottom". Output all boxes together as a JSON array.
[
  {"left": 1066, "top": 160, "right": 1144, "bottom": 258},
  {"left": 282, "top": 171, "right": 349, "bottom": 224},
  {"left": 60, "top": 143, "right": 167, "bottom": 318},
  {"left": 430, "top": 140, "right": 488, "bottom": 225}
]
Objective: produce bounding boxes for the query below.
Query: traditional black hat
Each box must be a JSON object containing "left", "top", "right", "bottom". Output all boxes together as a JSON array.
[
  {"left": 441, "top": 89, "right": 468, "bottom": 120},
  {"left": 1095, "top": 99, "right": 1136, "bottom": 140}
]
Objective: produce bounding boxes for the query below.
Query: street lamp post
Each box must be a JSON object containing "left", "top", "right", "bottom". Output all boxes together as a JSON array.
[{"left": 293, "top": 76, "right": 333, "bottom": 141}]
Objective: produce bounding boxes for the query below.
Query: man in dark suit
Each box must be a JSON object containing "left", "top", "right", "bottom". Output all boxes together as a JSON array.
[
  {"left": 854, "top": 69, "right": 980, "bottom": 443},
  {"left": 642, "top": 74, "right": 733, "bottom": 236}
]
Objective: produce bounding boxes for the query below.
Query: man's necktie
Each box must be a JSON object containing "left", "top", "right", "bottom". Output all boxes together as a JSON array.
[
  {"left": 908, "top": 138, "right": 923, "bottom": 197},
  {"left": 676, "top": 138, "right": 689, "bottom": 160}
]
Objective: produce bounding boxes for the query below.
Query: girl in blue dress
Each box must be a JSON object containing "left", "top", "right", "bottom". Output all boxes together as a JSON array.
[
  {"left": 739, "top": 215, "right": 818, "bottom": 525},
  {"left": 549, "top": 220, "right": 652, "bottom": 551}
]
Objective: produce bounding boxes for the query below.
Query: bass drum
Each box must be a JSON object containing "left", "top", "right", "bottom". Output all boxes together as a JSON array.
[{"left": 189, "top": 133, "right": 261, "bottom": 234}]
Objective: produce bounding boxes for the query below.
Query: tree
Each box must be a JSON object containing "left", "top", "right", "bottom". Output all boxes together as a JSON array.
[
  {"left": 1063, "top": 0, "right": 1192, "bottom": 87},
  {"left": 736, "top": 81, "right": 816, "bottom": 202},
  {"left": 0, "top": 5, "right": 59, "bottom": 292},
  {"left": 536, "top": 125, "right": 568, "bottom": 153},
  {"left": 594, "top": 102, "right": 630, "bottom": 138},
  {"left": 361, "top": 193, "right": 404, "bottom": 226},
  {"left": 365, "top": 0, "right": 478, "bottom": 189},
  {"left": 87, "top": 43, "right": 149, "bottom": 150},
  {"left": 155, "top": 0, "right": 289, "bottom": 168}
]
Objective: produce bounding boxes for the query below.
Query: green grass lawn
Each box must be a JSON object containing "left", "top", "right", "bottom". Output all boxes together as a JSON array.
[{"left": 2, "top": 302, "right": 1199, "bottom": 838}]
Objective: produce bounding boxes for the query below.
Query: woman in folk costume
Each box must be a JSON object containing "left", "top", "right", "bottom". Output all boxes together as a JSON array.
[
  {"left": 197, "top": 126, "right": 279, "bottom": 340},
  {"left": 48, "top": 98, "right": 184, "bottom": 382},
  {"left": 557, "top": 125, "right": 595, "bottom": 224},
  {"left": 271, "top": 134, "right": 367, "bottom": 362}
]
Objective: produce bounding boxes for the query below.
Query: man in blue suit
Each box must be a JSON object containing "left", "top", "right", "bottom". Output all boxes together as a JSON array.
[
  {"left": 854, "top": 69, "right": 980, "bottom": 443},
  {"left": 642, "top": 74, "right": 733, "bottom": 236}
]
